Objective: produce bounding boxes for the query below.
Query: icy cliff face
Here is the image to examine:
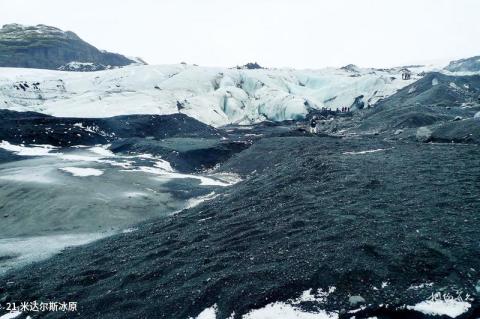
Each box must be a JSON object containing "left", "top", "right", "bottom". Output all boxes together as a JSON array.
[{"left": 0, "top": 63, "right": 429, "bottom": 126}]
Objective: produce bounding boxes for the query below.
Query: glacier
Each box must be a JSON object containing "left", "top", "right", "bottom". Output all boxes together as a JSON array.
[{"left": 0, "top": 63, "right": 435, "bottom": 127}]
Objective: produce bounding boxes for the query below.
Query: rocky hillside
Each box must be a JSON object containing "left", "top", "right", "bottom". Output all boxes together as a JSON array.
[
  {"left": 0, "top": 24, "right": 135, "bottom": 70},
  {"left": 353, "top": 72, "right": 480, "bottom": 134},
  {"left": 2, "top": 130, "right": 480, "bottom": 319}
]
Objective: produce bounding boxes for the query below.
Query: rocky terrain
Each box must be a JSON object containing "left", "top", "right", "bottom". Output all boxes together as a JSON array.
[
  {"left": 0, "top": 24, "right": 135, "bottom": 70},
  {"left": 0, "top": 110, "right": 223, "bottom": 147},
  {"left": 0, "top": 112, "right": 246, "bottom": 280},
  {"left": 350, "top": 72, "right": 480, "bottom": 140},
  {"left": 0, "top": 39, "right": 480, "bottom": 318},
  {"left": 0, "top": 81, "right": 479, "bottom": 318},
  {"left": 0, "top": 119, "right": 479, "bottom": 318}
]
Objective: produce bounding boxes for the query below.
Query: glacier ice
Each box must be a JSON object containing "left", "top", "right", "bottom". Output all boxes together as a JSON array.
[{"left": 0, "top": 64, "right": 432, "bottom": 126}]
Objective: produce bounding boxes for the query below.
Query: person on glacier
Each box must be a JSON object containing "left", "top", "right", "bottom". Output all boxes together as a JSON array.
[{"left": 309, "top": 116, "right": 318, "bottom": 134}]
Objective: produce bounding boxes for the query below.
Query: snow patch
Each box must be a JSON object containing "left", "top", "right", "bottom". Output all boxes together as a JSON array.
[
  {"left": 0, "top": 141, "right": 57, "bottom": 156},
  {"left": 129, "top": 166, "right": 240, "bottom": 187},
  {"left": 153, "top": 160, "right": 174, "bottom": 172},
  {"left": 189, "top": 288, "right": 338, "bottom": 319},
  {"left": 185, "top": 192, "right": 218, "bottom": 210},
  {"left": 416, "top": 127, "right": 432, "bottom": 142},
  {"left": 432, "top": 78, "right": 439, "bottom": 86},
  {"left": 449, "top": 82, "right": 459, "bottom": 89},
  {"left": 197, "top": 176, "right": 238, "bottom": 186},
  {"left": 72, "top": 123, "right": 111, "bottom": 136},
  {"left": 407, "top": 300, "right": 471, "bottom": 318},
  {"left": 243, "top": 302, "right": 338, "bottom": 319},
  {"left": 348, "top": 306, "right": 367, "bottom": 314},
  {"left": 88, "top": 145, "right": 114, "bottom": 157},
  {"left": 59, "top": 167, "right": 104, "bottom": 177},
  {"left": 0, "top": 312, "right": 22, "bottom": 319},
  {"left": 291, "top": 287, "right": 336, "bottom": 304},
  {"left": 190, "top": 305, "right": 218, "bottom": 319},
  {"left": 122, "top": 227, "right": 138, "bottom": 234},
  {"left": 343, "top": 148, "right": 389, "bottom": 155},
  {"left": 408, "top": 282, "right": 434, "bottom": 290}
]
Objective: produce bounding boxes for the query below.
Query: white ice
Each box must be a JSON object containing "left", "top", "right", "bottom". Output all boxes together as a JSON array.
[{"left": 0, "top": 64, "right": 431, "bottom": 127}]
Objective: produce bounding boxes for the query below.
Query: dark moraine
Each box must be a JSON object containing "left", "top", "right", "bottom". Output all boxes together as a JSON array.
[
  {"left": 1, "top": 134, "right": 480, "bottom": 318},
  {"left": 0, "top": 110, "right": 223, "bottom": 146}
]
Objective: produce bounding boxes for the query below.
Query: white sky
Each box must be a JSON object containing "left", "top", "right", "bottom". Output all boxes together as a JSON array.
[{"left": 1, "top": 0, "right": 479, "bottom": 69}]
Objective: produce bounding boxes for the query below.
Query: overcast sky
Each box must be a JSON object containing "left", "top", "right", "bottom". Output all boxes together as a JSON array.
[{"left": 1, "top": 0, "right": 479, "bottom": 69}]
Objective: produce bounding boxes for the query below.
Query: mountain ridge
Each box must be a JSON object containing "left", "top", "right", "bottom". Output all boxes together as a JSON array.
[{"left": 0, "top": 23, "right": 136, "bottom": 71}]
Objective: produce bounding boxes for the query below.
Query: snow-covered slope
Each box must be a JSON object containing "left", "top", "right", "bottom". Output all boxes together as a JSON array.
[{"left": 0, "top": 64, "right": 430, "bottom": 126}]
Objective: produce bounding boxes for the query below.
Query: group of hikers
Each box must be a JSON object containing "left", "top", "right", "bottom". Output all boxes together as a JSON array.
[
  {"left": 402, "top": 72, "right": 412, "bottom": 80},
  {"left": 337, "top": 106, "right": 350, "bottom": 113},
  {"left": 319, "top": 106, "right": 350, "bottom": 113},
  {"left": 307, "top": 106, "right": 351, "bottom": 133}
]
